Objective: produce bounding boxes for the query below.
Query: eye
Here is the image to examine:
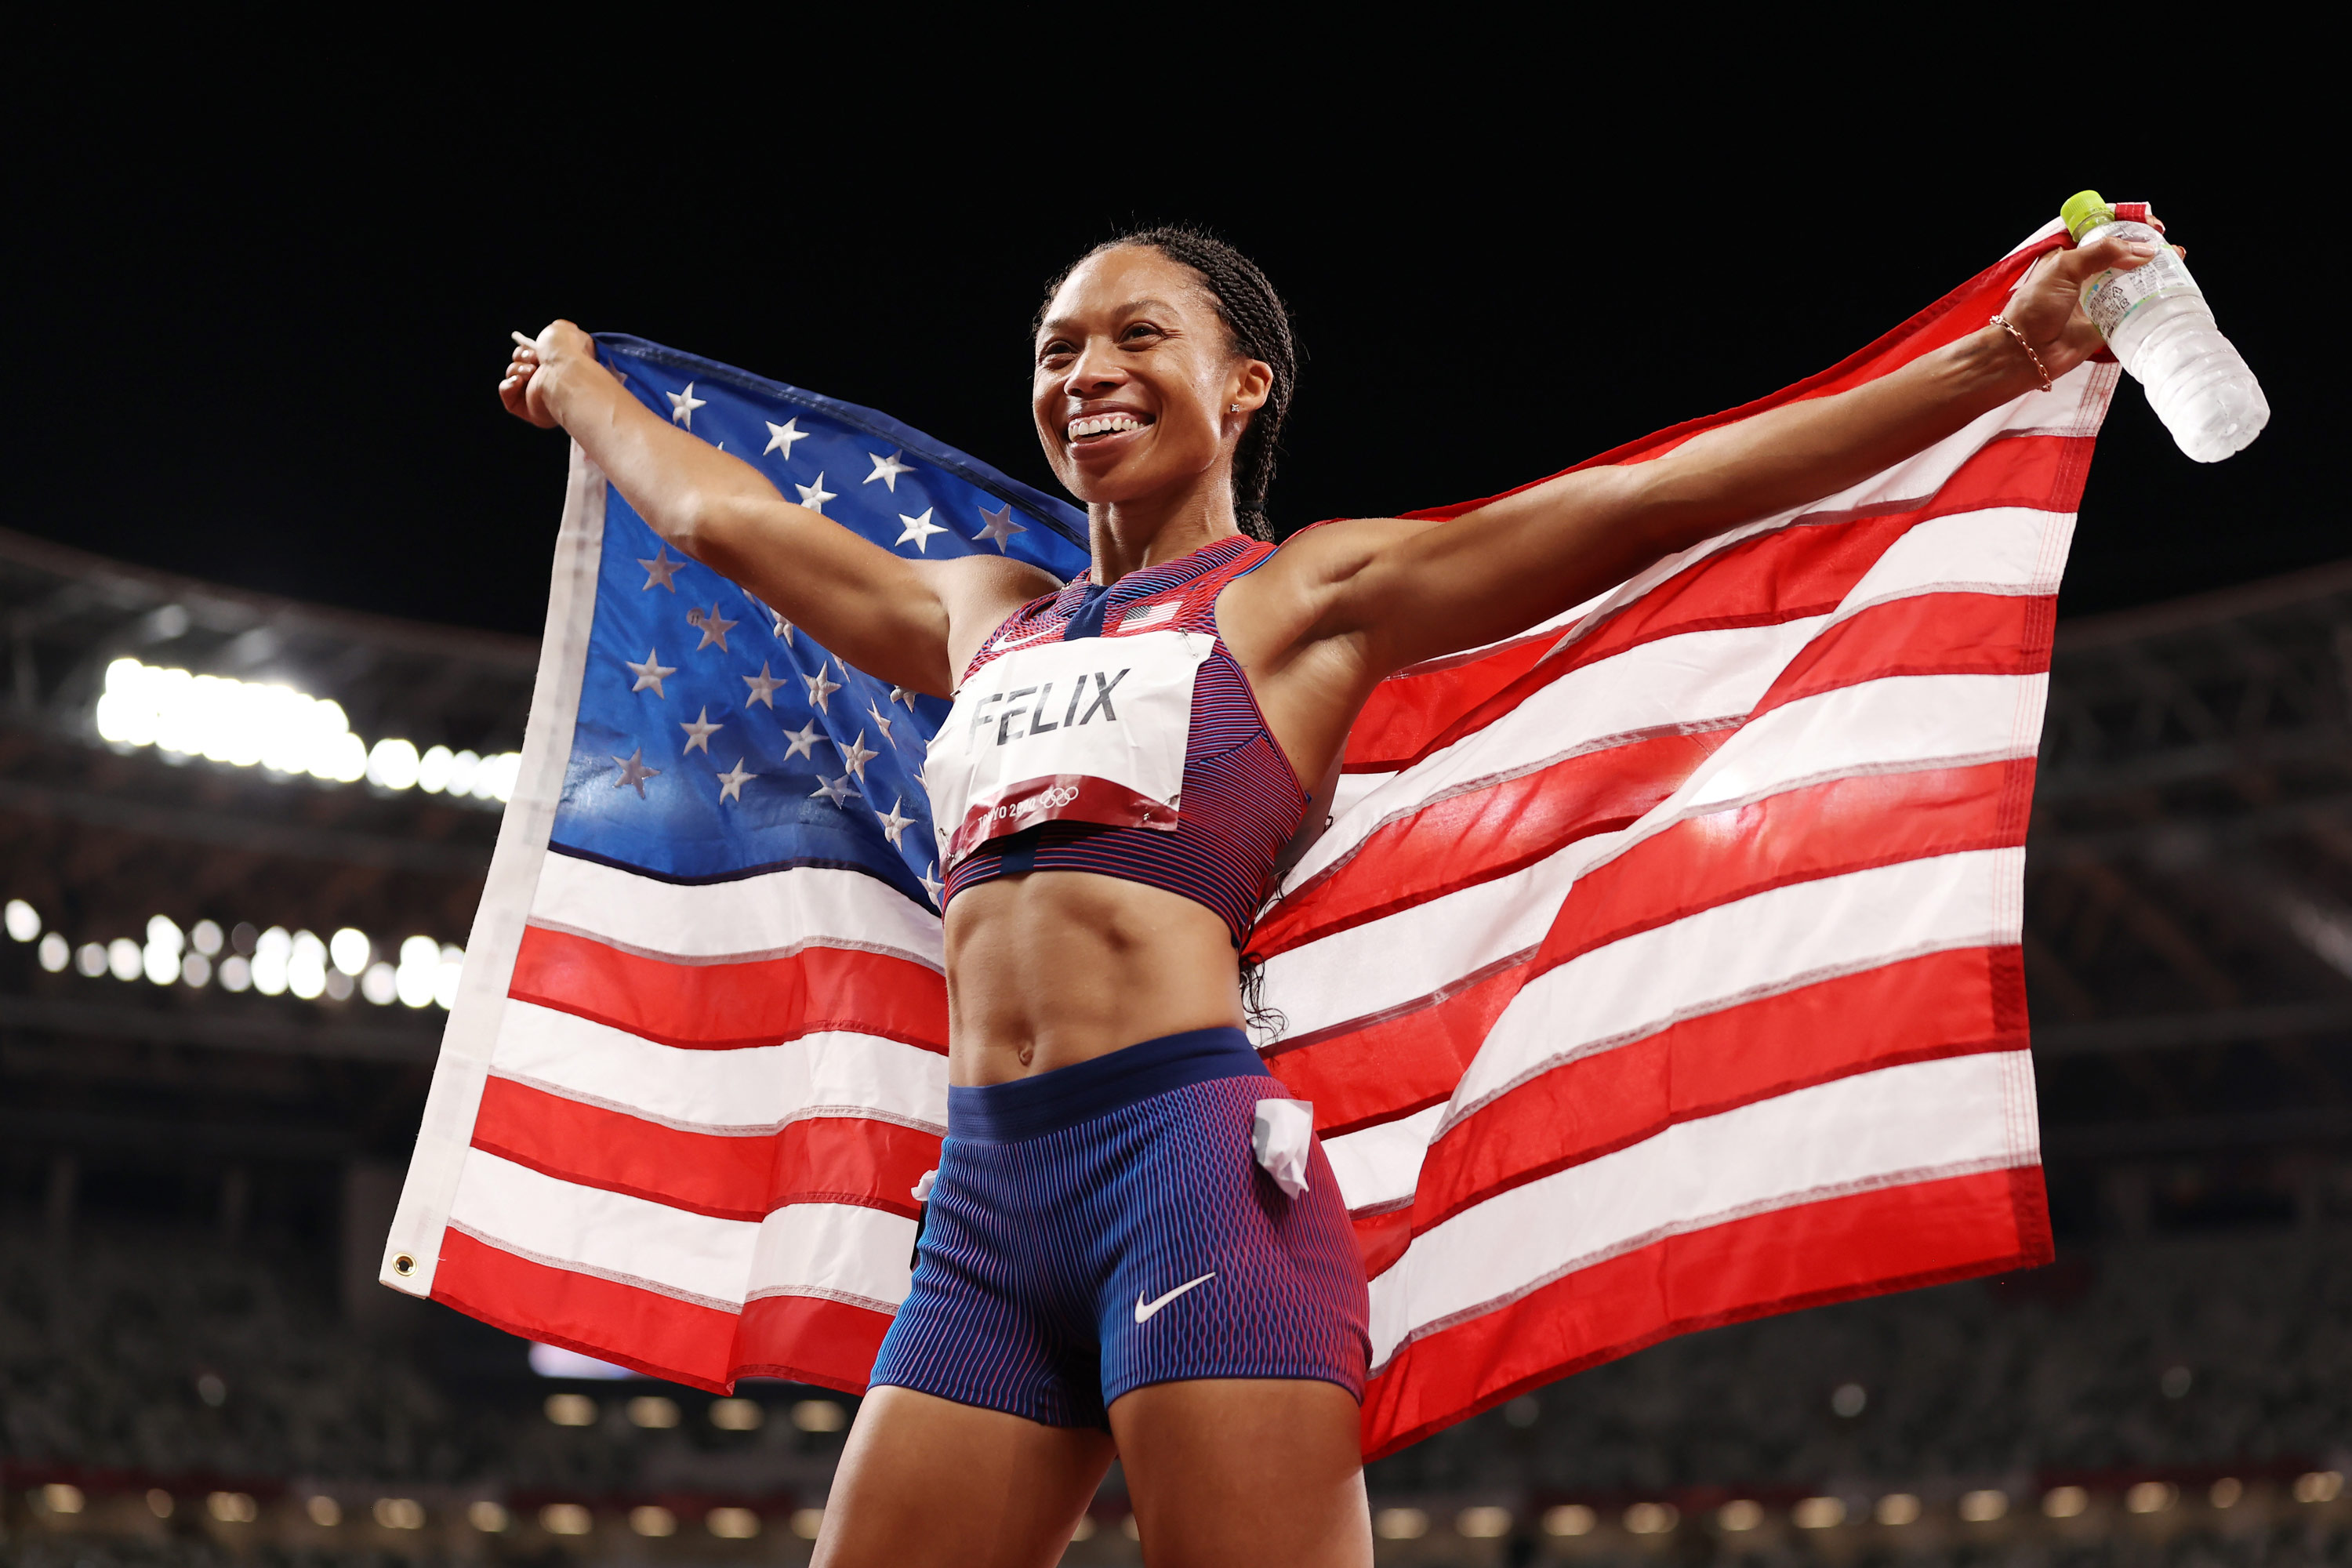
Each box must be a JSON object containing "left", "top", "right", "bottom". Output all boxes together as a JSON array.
[
  {"left": 1120, "top": 321, "right": 1164, "bottom": 344},
  {"left": 1036, "top": 338, "right": 1075, "bottom": 366}
]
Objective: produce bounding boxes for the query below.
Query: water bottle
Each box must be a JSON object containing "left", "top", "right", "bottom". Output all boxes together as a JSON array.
[{"left": 2061, "top": 190, "right": 2268, "bottom": 463}]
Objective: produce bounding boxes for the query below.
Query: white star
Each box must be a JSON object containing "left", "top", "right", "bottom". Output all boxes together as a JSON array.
[
  {"left": 605, "top": 358, "right": 630, "bottom": 388},
  {"left": 865, "top": 449, "right": 915, "bottom": 492},
  {"left": 679, "top": 707, "right": 720, "bottom": 755},
  {"left": 909, "top": 760, "right": 927, "bottom": 789},
  {"left": 896, "top": 509, "right": 946, "bottom": 553},
  {"left": 804, "top": 663, "right": 842, "bottom": 713},
  {"left": 638, "top": 546, "right": 685, "bottom": 592},
  {"left": 693, "top": 603, "right": 738, "bottom": 652},
  {"left": 795, "top": 473, "right": 837, "bottom": 514},
  {"left": 667, "top": 383, "right": 706, "bottom": 428},
  {"left": 626, "top": 649, "right": 677, "bottom": 699},
  {"left": 889, "top": 684, "right": 917, "bottom": 709},
  {"left": 865, "top": 700, "right": 895, "bottom": 746},
  {"left": 839, "top": 729, "right": 879, "bottom": 783},
  {"left": 772, "top": 613, "right": 794, "bottom": 644},
  {"left": 612, "top": 747, "right": 660, "bottom": 798},
  {"left": 811, "top": 774, "right": 858, "bottom": 808},
  {"left": 764, "top": 418, "right": 811, "bottom": 461},
  {"left": 919, "top": 863, "right": 943, "bottom": 905},
  {"left": 973, "top": 503, "right": 1027, "bottom": 552},
  {"left": 716, "top": 758, "right": 754, "bottom": 803},
  {"left": 781, "top": 718, "right": 823, "bottom": 760},
  {"left": 875, "top": 796, "right": 915, "bottom": 848},
  {"left": 742, "top": 662, "right": 786, "bottom": 709}
]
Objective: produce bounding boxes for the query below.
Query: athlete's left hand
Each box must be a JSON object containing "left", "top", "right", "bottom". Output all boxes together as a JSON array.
[{"left": 1996, "top": 236, "right": 2189, "bottom": 381}]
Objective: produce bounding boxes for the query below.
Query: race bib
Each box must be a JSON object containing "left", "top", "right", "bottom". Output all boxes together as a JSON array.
[{"left": 926, "top": 628, "right": 1214, "bottom": 868}]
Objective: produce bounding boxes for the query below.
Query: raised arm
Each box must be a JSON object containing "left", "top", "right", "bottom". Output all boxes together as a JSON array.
[
  {"left": 502, "top": 322, "right": 1055, "bottom": 695},
  {"left": 1284, "top": 234, "right": 2160, "bottom": 678}
]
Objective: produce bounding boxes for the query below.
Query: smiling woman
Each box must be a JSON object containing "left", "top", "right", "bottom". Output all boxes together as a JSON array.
[{"left": 496, "top": 218, "right": 2151, "bottom": 1568}]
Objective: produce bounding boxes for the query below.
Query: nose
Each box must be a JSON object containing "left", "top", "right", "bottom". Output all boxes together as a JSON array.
[{"left": 1058, "top": 337, "right": 1127, "bottom": 401}]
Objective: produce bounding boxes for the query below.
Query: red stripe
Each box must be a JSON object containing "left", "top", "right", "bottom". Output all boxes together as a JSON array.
[
  {"left": 1358, "top": 1164, "right": 2053, "bottom": 1459},
  {"left": 1272, "top": 759, "right": 2034, "bottom": 1138},
  {"left": 1346, "top": 434, "right": 2083, "bottom": 772},
  {"left": 1756, "top": 591, "right": 2053, "bottom": 714},
  {"left": 470, "top": 1076, "right": 939, "bottom": 1223},
  {"left": 735, "top": 1293, "right": 898, "bottom": 1396},
  {"left": 431, "top": 1226, "right": 739, "bottom": 1393},
  {"left": 1400, "top": 949, "right": 2030, "bottom": 1251},
  {"left": 510, "top": 925, "right": 949, "bottom": 1053},
  {"left": 429, "top": 1227, "right": 895, "bottom": 1399}
]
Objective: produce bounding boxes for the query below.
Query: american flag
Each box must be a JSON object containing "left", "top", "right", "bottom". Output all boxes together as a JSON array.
[{"left": 387, "top": 212, "right": 2139, "bottom": 1457}]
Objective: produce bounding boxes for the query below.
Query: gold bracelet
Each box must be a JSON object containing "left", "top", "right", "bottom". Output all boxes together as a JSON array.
[{"left": 1987, "top": 315, "right": 2053, "bottom": 394}]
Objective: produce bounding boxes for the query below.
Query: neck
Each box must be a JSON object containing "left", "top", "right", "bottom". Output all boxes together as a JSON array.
[{"left": 1086, "top": 474, "right": 1243, "bottom": 585}]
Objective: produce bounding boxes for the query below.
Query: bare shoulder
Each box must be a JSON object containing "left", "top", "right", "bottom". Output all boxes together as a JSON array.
[
  {"left": 910, "top": 554, "right": 1065, "bottom": 691},
  {"left": 1258, "top": 516, "right": 1444, "bottom": 586},
  {"left": 1223, "top": 517, "right": 1446, "bottom": 658}
]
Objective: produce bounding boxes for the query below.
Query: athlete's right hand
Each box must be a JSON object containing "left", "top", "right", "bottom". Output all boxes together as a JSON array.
[{"left": 499, "top": 319, "right": 597, "bottom": 430}]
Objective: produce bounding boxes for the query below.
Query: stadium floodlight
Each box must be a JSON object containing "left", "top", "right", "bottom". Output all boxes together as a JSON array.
[
  {"left": 397, "top": 936, "right": 439, "bottom": 1008},
  {"left": 435, "top": 945, "right": 466, "bottom": 1010},
  {"left": 96, "top": 658, "right": 366, "bottom": 781},
  {"left": 191, "top": 920, "right": 223, "bottom": 956},
  {"left": 251, "top": 927, "right": 292, "bottom": 995},
  {"left": 4, "top": 898, "right": 38, "bottom": 942},
  {"left": 329, "top": 927, "right": 371, "bottom": 976},
  {"left": 361, "top": 961, "right": 397, "bottom": 1005},
  {"left": 93, "top": 658, "right": 521, "bottom": 800},
  {"left": 219, "top": 955, "right": 252, "bottom": 991},
  {"left": 288, "top": 931, "right": 329, "bottom": 1000},
  {"left": 108, "top": 938, "right": 141, "bottom": 981},
  {"left": 38, "top": 933, "right": 70, "bottom": 971}
]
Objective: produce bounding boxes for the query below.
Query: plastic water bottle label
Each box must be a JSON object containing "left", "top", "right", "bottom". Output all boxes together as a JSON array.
[{"left": 2083, "top": 252, "right": 2198, "bottom": 339}]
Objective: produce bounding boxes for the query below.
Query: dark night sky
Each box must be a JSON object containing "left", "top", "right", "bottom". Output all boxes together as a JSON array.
[{"left": 7, "top": 51, "right": 2335, "bottom": 640}]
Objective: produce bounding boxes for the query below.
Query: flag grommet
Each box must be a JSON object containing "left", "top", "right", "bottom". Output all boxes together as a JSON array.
[{"left": 391, "top": 1252, "right": 416, "bottom": 1277}]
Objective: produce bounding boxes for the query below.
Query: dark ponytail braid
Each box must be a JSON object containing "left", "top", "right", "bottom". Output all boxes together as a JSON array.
[{"left": 1040, "top": 226, "right": 1298, "bottom": 543}]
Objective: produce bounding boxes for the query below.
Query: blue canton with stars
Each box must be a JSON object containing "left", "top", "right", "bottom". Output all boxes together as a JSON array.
[{"left": 550, "top": 335, "right": 1091, "bottom": 908}]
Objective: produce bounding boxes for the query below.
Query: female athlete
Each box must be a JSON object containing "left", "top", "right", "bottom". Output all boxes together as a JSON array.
[{"left": 500, "top": 223, "right": 2158, "bottom": 1567}]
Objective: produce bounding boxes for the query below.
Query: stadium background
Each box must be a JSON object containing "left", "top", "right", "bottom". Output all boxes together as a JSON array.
[{"left": 5, "top": 36, "right": 2345, "bottom": 1568}]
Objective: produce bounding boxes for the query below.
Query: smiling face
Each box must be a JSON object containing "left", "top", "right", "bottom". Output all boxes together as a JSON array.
[{"left": 1033, "top": 245, "right": 1272, "bottom": 520}]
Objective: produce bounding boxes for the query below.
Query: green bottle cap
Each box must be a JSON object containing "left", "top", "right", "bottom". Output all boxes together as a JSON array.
[{"left": 2060, "top": 190, "right": 2116, "bottom": 241}]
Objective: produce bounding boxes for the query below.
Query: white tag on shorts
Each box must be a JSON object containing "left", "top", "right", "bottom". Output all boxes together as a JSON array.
[{"left": 1252, "top": 1098, "right": 1314, "bottom": 1199}]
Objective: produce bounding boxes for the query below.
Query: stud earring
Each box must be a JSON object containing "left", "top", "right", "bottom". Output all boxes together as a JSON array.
[{"left": 1229, "top": 403, "right": 1240, "bottom": 412}]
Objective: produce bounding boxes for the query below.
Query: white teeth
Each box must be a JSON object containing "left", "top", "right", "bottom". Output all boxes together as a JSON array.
[{"left": 1068, "top": 413, "right": 1145, "bottom": 440}]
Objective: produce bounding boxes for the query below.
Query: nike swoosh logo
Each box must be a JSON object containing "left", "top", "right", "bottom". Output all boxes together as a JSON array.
[{"left": 1134, "top": 1272, "right": 1216, "bottom": 1324}]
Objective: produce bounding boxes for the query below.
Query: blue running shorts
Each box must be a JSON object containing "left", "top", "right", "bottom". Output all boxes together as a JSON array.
[{"left": 868, "top": 1026, "right": 1370, "bottom": 1429}]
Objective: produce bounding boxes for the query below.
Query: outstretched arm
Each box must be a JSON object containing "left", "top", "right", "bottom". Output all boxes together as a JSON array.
[
  {"left": 1294, "top": 234, "right": 2159, "bottom": 677},
  {"left": 502, "top": 323, "right": 1054, "bottom": 695}
]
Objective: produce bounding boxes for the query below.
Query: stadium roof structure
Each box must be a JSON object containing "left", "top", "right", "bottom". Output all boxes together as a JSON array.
[{"left": 2032, "top": 560, "right": 2352, "bottom": 1169}]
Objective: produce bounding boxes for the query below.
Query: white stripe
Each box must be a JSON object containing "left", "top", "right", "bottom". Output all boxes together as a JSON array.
[
  {"left": 451, "top": 1148, "right": 757, "bottom": 1308},
  {"left": 1366, "top": 1051, "right": 2036, "bottom": 1367},
  {"left": 1831, "top": 507, "right": 2071, "bottom": 619},
  {"left": 1265, "top": 673, "right": 2039, "bottom": 1042},
  {"left": 1316, "top": 848, "right": 2022, "bottom": 1211},
  {"left": 1681, "top": 673, "right": 2045, "bottom": 812},
  {"left": 529, "top": 854, "right": 944, "bottom": 969},
  {"left": 1322, "top": 1104, "right": 1445, "bottom": 1215},
  {"left": 387, "top": 449, "right": 610, "bottom": 1299},
  {"left": 491, "top": 1002, "right": 949, "bottom": 1134},
  {"left": 750, "top": 1202, "right": 915, "bottom": 1311}
]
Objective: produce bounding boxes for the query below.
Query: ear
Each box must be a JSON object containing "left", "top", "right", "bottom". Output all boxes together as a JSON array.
[{"left": 1226, "top": 358, "right": 1275, "bottom": 416}]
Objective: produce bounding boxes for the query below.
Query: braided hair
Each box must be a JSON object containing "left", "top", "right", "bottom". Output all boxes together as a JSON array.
[{"left": 1040, "top": 226, "right": 1298, "bottom": 543}]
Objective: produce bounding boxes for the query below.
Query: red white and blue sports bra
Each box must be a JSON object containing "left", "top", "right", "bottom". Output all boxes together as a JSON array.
[{"left": 927, "top": 536, "right": 1309, "bottom": 943}]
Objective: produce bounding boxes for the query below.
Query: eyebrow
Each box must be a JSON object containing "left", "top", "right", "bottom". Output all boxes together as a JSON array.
[{"left": 1038, "top": 299, "right": 1185, "bottom": 338}]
